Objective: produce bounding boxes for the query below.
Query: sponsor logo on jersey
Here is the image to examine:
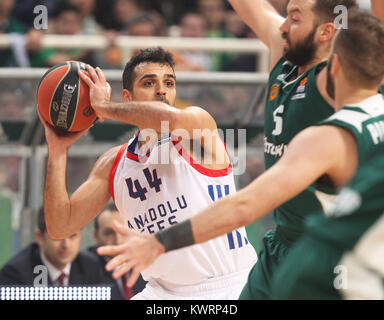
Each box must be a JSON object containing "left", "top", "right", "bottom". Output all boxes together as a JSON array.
[
  {"left": 290, "top": 76, "right": 308, "bottom": 100},
  {"left": 269, "top": 84, "right": 279, "bottom": 101},
  {"left": 127, "top": 195, "right": 188, "bottom": 234},
  {"left": 299, "top": 76, "right": 308, "bottom": 87},
  {"left": 264, "top": 137, "right": 287, "bottom": 157},
  {"left": 291, "top": 93, "right": 306, "bottom": 100}
]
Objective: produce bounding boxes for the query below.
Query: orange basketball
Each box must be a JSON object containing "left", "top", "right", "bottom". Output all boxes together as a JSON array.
[{"left": 37, "top": 61, "right": 96, "bottom": 132}]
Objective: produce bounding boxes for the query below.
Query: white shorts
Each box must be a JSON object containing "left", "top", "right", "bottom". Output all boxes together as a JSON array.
[{"left": 131, "top": 268, "right": 251, "bottom": 300}]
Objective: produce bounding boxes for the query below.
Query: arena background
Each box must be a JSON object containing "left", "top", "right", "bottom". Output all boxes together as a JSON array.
[{"left": 0, "top": 0, "right": 374, "bottom": 269}]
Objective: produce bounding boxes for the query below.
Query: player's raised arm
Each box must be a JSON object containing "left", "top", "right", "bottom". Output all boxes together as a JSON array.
[
  {"left": 79, "top": 65, "right": 218, "bottom": 135},
  {"left": 227, "top": 0, "right": 285, "bottom": 70},
  {"left": 79, "top": 65, "right": 227, "bottom": 170},
  {"left": 186, "top": 125, "right": 358, "bottom": 244},
  {"left": 372, "top": 0, "right": 384, "bottom": 23}
]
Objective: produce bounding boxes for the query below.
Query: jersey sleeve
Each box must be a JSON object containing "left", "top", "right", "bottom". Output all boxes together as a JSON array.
[{"left": 315, "top": 107, "right": 372, "bottom": 163}]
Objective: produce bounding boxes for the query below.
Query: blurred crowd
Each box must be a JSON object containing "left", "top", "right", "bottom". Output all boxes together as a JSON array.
[{"left": 0, "top": 0, "right": 290, "bottom": 72}]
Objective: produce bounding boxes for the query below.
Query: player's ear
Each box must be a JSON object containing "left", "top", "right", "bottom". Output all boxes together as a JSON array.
[
  {"left": 318, "top": 22, "right": 336, "bottom": 44},
  {"left": 122, "top": 89, "right": 132, "bottom": 102}
]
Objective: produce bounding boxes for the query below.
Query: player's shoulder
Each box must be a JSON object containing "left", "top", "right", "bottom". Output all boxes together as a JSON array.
[
  {"left": 102, "top": 144, "right": 125, "bottom": 160},
  {"left": 91, "top": 144, "right": 127, "bottom": 177},
  {"left": 181, "top": 106, "right": 218, "bottom": 129},
  {"left": 320, "top": 94, "right": 384, "bottom": 130},
  {"left": 182, "top": 105, "right": 211, "bottom": 116},
  {"left": 301, "top": 123, "right": 352, "bottom": 139},
  {"left": 291, "top": 124, "right": 353, "bottom": 152}
]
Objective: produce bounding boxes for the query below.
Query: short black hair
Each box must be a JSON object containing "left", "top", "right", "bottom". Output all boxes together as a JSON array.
[
  {"left": 334, "top": 8, "right": 384, "bottom": 88},
  {"left": 122, "top": 47, "right": 175, "bottom": 91},
  {"left": 37, "top": 207, "right": 47, "bottom": 234},
  {"left": 312, "top": 0, "right": 357, "bottom": 24},
  {"left": 94, "top": 202, "right": 119, "bottom": 231}
]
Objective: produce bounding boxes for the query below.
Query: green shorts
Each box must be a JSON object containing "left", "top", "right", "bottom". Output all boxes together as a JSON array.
[
  {"left": 239, "top": 229, "right": 291, "bottom": 300},
  {"left": 270, "top": 235, "right": 342, "bottom": 300}
]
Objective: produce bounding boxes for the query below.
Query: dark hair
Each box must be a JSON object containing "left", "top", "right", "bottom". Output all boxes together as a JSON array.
[
  {"left": 52, "top": 1, "right": 81, "bottom": 19},
  {"left": 312, "top": 0, "right": 357, "bottom": 24},
  {"left": 334, "top": 8, "right": 384, "bottom": 88},
  {"left": 94, "top": 202, "right": 119, "bottom": 231},
  {"left": 37, "top": 207, "right": 47, "bottom": 234},
  {"left": 122, "top": 47, "right": 175, "bottom": 91}
]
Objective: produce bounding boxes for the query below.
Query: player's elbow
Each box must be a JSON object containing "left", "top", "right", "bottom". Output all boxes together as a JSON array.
[
  {"left": 166, "top": 109, "right": 194, "bottom": 139},
  {"left": 43, "top": 203, "right": 74, "bottom": 239},
  {"left": 154, "top": 103, "right": 180, "bottom": 133},
  {"left": 46, "top": 225, "right": 69, "bottom": 240},
  {"left": 45, "top": 218, "right": 73, "bottom": 240},
  {"left": 46, "top": 230, "right": 65, "bottom": 240}
]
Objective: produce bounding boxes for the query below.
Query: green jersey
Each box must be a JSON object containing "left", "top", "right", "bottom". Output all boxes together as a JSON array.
[
  {"left": 315, "top": 94, "right": 384, "bottom": 213},
  {"left": 310, "top": 148, "right": 384, "bottom": 259},
  {"left": 314, "top": 91, "right": 384, "bottom": 247},
  {"left": 264, "top": 58, "right": 334, "bottom": 242},
  {"left": 271, "top": 149, "right": 384, "bottom": 299},
  {"left": 271, "top": 94, "right": 384, "bottom": 300}
]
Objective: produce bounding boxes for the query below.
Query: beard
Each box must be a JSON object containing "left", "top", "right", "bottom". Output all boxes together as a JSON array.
[
  {"left": 326, "top": 55, "right": 335, "bottom": 100},
  {"left": 282, "top": 25, "right": 318, "bottom": 67}
]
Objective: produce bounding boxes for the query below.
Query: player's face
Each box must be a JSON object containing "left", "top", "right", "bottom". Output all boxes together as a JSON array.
[
  {"left": 94, "top": 210, "right": 125, "bottom": 247},
  {"left": 37, "top": 231, "right": 82, "bottom": 270},
  {"left": 280, "top": 0, "right": 319, "bottom": 66},
  {"left": 129, "top": 62, "right": 177, "bottom": 106}
]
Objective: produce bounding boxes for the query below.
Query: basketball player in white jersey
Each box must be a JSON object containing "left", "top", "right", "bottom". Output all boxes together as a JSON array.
[{"left": 41, "top": 47, "right": 257, "bottom": 299}]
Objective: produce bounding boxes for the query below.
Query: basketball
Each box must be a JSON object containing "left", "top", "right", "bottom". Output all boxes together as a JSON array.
[{"left": 37, "top": 61, "right": 96, "bottom": 132}]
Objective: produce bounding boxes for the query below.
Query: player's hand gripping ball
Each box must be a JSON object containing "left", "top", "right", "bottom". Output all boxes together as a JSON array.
[{"left": 37, "top": 61, "right": 96, "bottom": 132}]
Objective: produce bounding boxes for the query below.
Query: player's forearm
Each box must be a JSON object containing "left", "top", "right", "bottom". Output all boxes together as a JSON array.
[
  {"left": 191, "top": 190, "right": 254, "bottom": 244},
  {"left": 154, "top": 161, "right": 304, "bottom": 251},
  {"left": 96, "top": 101, "right": 176, "bottom": 132},
  {"left": 44, "top": 148, "right": 72, "bottom": 239},
  {"left": 227, "top": 0, "right": 283, "bottom": 44},
  {"left": 227, "top": 0, "right": 284, "bottom": 70},
  {"left": 155, "top": 187, "right": 261, "bottom": 251},
  {"left": 189, "top": 173, "right": 286, "bottom": 244},
  {"left": 228, "top": 0, "right": 268, "bottom": 26}
]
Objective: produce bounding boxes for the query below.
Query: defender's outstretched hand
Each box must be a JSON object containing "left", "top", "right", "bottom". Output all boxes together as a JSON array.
[
  {"left": 78, "top": 65, "right": 111, "bottom": 122},
  {"left": 97, "top": 220, "right": 165, "bottom": 288}
]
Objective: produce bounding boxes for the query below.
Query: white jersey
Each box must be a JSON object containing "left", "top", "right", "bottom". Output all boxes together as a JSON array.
[{"left": 110, "top": 132, "right": 257, "bottom": 287}]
